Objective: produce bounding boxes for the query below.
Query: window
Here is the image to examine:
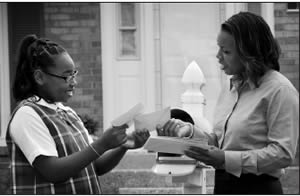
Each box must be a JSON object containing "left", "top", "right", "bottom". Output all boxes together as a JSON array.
[
  {"left": 287, "top": 2, "right": 299, "bottom": 12},
  {"left": 117, "top": 3, "right": 140, "bottom": 60}
]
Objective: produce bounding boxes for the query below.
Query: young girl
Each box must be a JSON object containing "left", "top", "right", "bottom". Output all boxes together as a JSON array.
[{"left": 6, "top": 34, "right": 150, "bottom": 194}]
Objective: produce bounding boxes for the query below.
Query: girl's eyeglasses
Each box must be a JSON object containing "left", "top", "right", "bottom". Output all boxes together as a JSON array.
[{"left": 43, "top": 70, "right": 78, "bottom": 83}]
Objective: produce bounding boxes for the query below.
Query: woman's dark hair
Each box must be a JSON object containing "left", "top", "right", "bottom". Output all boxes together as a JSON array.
[
  {"left": 221, "top": 12, "right": 281, "bottom": 87},
  {"left": 13, "top": 34, "right": 67, "bottom": 102}
]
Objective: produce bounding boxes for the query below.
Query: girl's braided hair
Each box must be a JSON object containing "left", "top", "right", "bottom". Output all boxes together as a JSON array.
[{"left": 13, "top": 34, "right": 67, "bottom": 102}]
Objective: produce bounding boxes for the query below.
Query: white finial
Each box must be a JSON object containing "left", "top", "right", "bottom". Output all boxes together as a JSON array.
[
  {"left": 181, "top": 60, "right": 212, "bottom": 133},
  {"left": 182, "top": 60, "right": 206, "bottom": 88}
]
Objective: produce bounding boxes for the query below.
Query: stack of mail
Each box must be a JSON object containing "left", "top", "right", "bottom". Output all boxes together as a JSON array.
[{"left": 144, "top": 136, "right": 209, "bottom": 155}]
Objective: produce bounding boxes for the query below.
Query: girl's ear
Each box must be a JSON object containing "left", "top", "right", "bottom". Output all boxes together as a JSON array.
[{"left": 33, "top": 69, "right": 45, "bottom": 85}]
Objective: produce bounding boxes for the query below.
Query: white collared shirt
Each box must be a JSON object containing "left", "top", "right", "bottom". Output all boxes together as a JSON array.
[{"left": 9, "top": 97, "right": 93, "bottom": 165}]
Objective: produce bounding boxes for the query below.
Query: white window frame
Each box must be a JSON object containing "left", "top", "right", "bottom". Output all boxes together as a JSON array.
[
  {"left": 287, "top": 2, "right": 299, "bottom": 13},
  {"left": 116, "top": 3, "right": 141, "bottom": 60}
]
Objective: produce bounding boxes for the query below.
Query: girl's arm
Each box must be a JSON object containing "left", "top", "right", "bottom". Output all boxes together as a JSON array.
[
  {"left": 33, "top": 127, "right": 127, "bottom": 183},
  {"left": 93, "top": 128, "right": 150, "bottom": 175},
  {"left": 93, "top": 147, "right": 127, "bottom": 175}
]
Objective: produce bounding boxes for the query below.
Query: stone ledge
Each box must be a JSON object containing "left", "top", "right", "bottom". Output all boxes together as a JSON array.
[
  {"left": 114, "top": 151, "right": 156, "bottom": 170},
  {"left": 99, "top": 170, "right": 183, "bottom": 194},
  {"left": 280, "top": 166, "right": 299, "bottom": 194},
  {"left": 119, "top": 187, "right": 183, "bottom": 194}
]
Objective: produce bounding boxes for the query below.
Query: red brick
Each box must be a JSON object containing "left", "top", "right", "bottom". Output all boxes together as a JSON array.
[
  {"left": 274, "top": 3, "right": 287, "bottom": 10},
  {"left": 71, "top": 28, "right": 91, "bottom": 34},
  {"left": 59, "top": 21, "right": 80, "bottom": 27},
  {"left": 50, "top": 27, "right": 69, "bottom": 34},
  {"left": 284, "top": 24, "right": 299, "bottom": 31},
  {"left": 60, "top": 34, "right": 80, "bottom": 41},
  {"left": 60, "top": 7, "right": 74, "bottom": 13},
  {"left": 49, "top": 14, "right": 70, "bottom": 20},
  {"left": 280, "top": 44, "right": 299, "bottom": 51},
  {"left": 275, "top": 16, "right": 299, "bottom": 24},
  {"left": 45, "top": 7, "right": 59, "bottom": 13}
]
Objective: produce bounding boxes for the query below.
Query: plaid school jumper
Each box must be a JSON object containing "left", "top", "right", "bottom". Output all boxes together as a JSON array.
[{"left": 6, "top": 100, "right": 102, "bottom": 194}]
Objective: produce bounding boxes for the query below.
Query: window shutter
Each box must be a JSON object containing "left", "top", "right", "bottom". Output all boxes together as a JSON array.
[{"left": 7, "top": 3, "right": 44, "bottom": 110}]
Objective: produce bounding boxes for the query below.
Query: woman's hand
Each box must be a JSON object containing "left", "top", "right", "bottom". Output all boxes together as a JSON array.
[
  {"left": 156, "top": 118, "right": 192, "bottom": 138},
  {"left": 95, "top": 124, "right": 128, "bottom": 151},
  {"left": 184, "top": 145, "right": 225, "bottom": 169},
  {"left": 122, "top": 128, "right": 150, "bottom": 149}
]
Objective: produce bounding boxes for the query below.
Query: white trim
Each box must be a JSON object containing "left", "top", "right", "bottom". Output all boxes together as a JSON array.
[
  {"left": 101, "top": 3, "right": 156, "bottom": 129},
  {"left": 220, "top": 3, "right": 248, "bottom": 89},
  {"left": 224, "top": 3, "right": 247, "bottom": 20},
  {"left": 0, "top": 3, "right": 10, "bottom": 147},
  {"left": 261, "top": 3, "right": 275, "bottom": 36},
  {"left": 140, "top": 3, "right": 155, "bottom": 113},
  {"left": 101, "top": 3, "right": 116, "bottom": 129}
]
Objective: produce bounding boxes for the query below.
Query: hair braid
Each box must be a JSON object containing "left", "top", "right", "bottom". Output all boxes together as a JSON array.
[{"left": 13, "top": 34, "right": 67, "bottom": 102}]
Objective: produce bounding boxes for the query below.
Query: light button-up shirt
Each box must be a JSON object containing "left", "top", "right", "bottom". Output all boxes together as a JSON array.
[{"left": 213, "top": 70, "right": 299, "bottom": 178}]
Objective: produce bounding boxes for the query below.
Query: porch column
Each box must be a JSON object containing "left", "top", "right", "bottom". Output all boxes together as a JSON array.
[{"left": 0, "top": 3, "right": 10, "bottom": 146}]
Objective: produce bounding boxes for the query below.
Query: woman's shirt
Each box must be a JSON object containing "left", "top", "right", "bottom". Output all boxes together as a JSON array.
[{"left": 213, "top": 70, "right": 299, "bottom": 178}]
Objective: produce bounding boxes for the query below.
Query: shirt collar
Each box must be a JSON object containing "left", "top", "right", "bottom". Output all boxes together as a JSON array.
[
  {"left": 27, "top": 96, "right": 70, "bottom": 111},
  {"left": 230, "top": 75, "right": 262, "bottom": 91}
]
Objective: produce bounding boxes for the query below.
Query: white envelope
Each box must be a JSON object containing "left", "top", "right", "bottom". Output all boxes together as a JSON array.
[{"left": 133, "top": 107, "right": 171, "bottom": 131}]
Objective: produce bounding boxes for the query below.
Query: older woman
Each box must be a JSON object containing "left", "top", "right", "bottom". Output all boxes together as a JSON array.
[{"left": 157, "top": 12, "right": 299, "bottom": 194}]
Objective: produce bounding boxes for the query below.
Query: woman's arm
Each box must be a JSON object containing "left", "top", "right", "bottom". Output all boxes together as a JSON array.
[
  {"left": 231, "top": 85, "right": 299, "bottom": 176},
  {"left": 157, "top": 118, "right": 218, "bottom": 146},
  {"left": 193, "top": 125, "right": 218, "bottom": 146}
]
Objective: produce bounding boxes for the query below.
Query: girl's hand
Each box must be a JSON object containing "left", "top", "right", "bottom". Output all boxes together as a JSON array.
[
  {"left": 97, "top": 124, "right": 128, "bottom": 151},
  {"left": 184, "top": 145, "right": 225, "bottom": 169},
  {"left": 156, "top": 118, "right": 192, "bottom": 138},
  {"left": 122, "top": 128, "right": 150, "bottom": 149}
]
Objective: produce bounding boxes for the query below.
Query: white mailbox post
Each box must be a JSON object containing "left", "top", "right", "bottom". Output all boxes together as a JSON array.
[
  {"left": 174, "top": 60, "right": 214, "bottom": 194},
  {"left": 181, "top": 60, "right": 212, "bottom": 134},
  {"left": 152, "top": 60, "right": 215, "bottom": 194}
]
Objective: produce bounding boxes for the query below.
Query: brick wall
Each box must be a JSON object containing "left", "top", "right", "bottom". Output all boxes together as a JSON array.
[
  {"left": 274, "top": 3, "right": 299, "bottom": 91},
  {"left": 274, "top": 2, "right": 299, "bottom": 167},
  {"left": 44, "top": 3, "right": 103, "bottom": 133}
]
